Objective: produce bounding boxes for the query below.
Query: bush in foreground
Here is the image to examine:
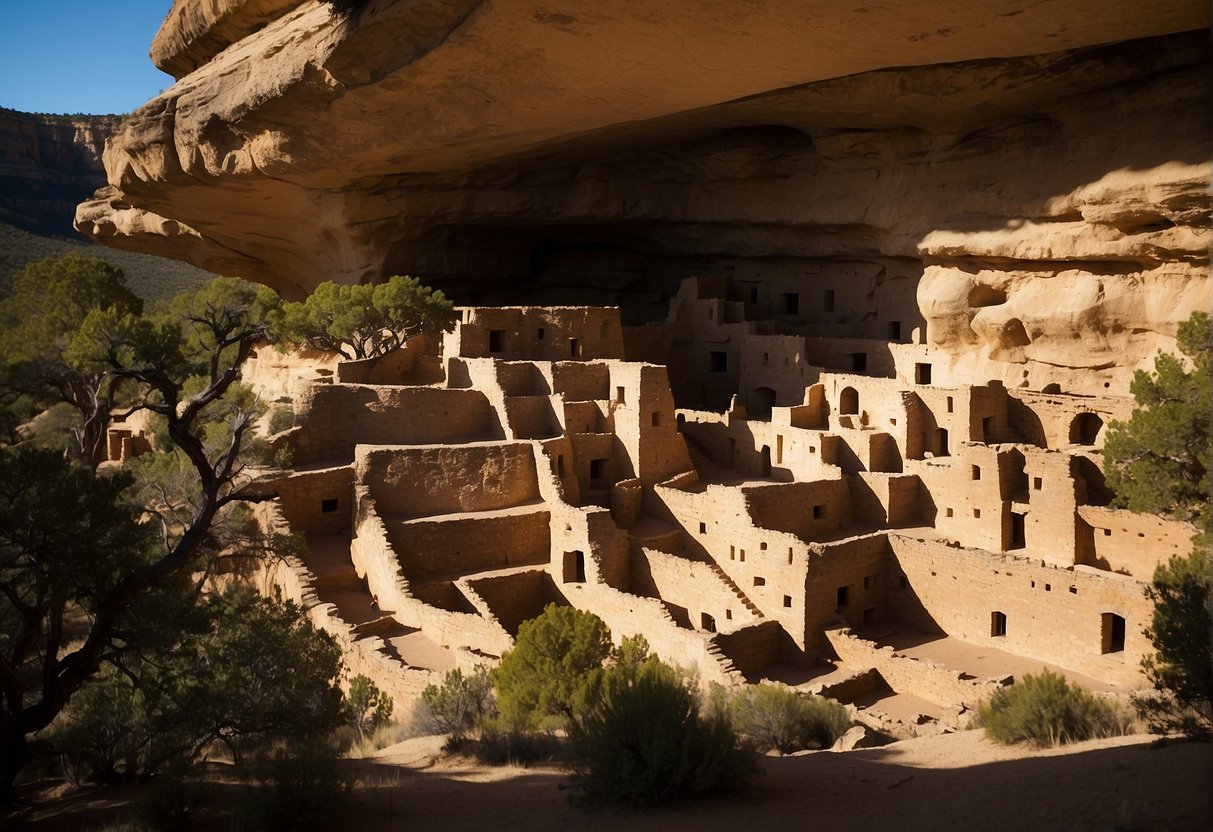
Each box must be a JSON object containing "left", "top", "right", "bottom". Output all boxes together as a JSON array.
[
  {"left": 567, "top": 660, "right": 758, "bottom": 807},
  {"left": 730, "top": 683, "right": 851, "bottom": 753},
  {"left": 979, "top": 670, "right": 1129, "bottom": 747}
]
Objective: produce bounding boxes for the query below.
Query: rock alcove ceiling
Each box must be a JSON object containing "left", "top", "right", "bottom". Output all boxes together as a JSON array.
[{"left": 76, "top": 0, "right": 1210, "bottom": 382}]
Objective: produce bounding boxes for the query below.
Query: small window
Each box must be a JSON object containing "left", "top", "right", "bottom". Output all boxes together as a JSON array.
[
  {"left": 753, "top": 576, "right": 765, "bottom": 587},
  {"left": 783, "top": 595, "right": 792, "bottom": 608},
  {"left": 991, "top": 611, "right": 1007, "bottom": 637},
  {"left": 888, "top": 321, "right": 901, "bottom": 341},
  {"left": 945, "top": 507, "right": 954, "bottom": 518},
  {"left": 946, "top": 396, "right": 954, "bottom": 413},
  {"left": 1103, "top": 528, "right": 1112, "bottom": 536},
  {"left": 651, "top": 412, "right": 661, "bottom": 427},
  {"left": 725, "top": 609, "right": 733, "bottom": 620},
  {"left": 589, "top": 458, "right": 606, "bottom": 482},
  {"left": 971, "top": 465, "right": 981, "bottom": 480},
  {"left": 973, "top": 508, "right": 981, "bottom": 518},
  {"left": 709, "top": 351, "right": 728, "bottom": 372},
  {"left": 488, "top": 329, "right": 505, "bottom": 353},
  {"left": 851, "top": 352, "right": 867, "bottom": 372},
  {"left": 915, "top": 363, "right": 932, "bottom": 384},
  {"left": 823, "top": 289, "right": 835, "bottom": 312},
  {"left": 699, "top": 522, "right": 706, "bottom": 534},
  {"left": 701, "top": 613, "right": 716, "bottom": 633},
  {"left": 1033, "top": 477, "right": 1043, "bottom": 491},
  {"left": 615, "top": 386, "right": 625, "bottom": 403},
  {"left": 730, "top": 546, "right": 735, "bottom": 560},
  {"left": 570, "top": 337, "right": 581, "bottom": 357},
  {"left": 836, "top": 586, "right": 849, "bottom": 609},
  {"left": 1045, "top": 583, "right": 1051, "bottom": 592},
  {"left": 781, "top": 293, "right": 800, "bottom": 314},
  {"left": 739, "top": 549, "right": 746, "bottom": 562},
  {"left": 321, "top": 498, "right": 339, "bottom": 513},
  {"left": 787, "top": 550, "right": 794, "bottom": 565},
  {"left": 812, "top": 504, "right": 825, "bottom": 519},
  {"left": 537, "top": 327, "right": 545, "bottom": 340}
]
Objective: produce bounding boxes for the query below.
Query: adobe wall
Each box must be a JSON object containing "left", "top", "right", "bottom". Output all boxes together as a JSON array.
[
  {"left": 805, "top": 534, "right": 892, "bottom": 654},
  {"left": 242, "top": 344, "right": 341, "bottom": 403},
  {"left": 463, "top": 569, "right": 568, "bottom": 637},
  {"left": 607, "top": 362, "right": 693, "bottom": 486},
  {"left": 268, "top": 465, "right": 354, "bottom": 536},
  {"left": 851, "top": 472, "right": 921, "bottom": 528},
  {"left": 388, "top": 508, "right": 552, "bottom": 580},
  {"left": 630, "top": 546, "right": 763, "bottom": 633},
  {"left": 447, "top": 306, "right": 625, "bottom": 361},
  {"left": 908, "top": 445, "right": 1016, "bottom": 552},
  {"left": 1078, "top": 506, "right": 1196, "bottom": 579},
  {"left": 1009, "top": 390, "right": 1133, "bottom": 450},
  {"left": 334, "top": 334, "right": 444, "bottom": 386},
  {"left": 349, "top": 491, "right": 514, "bottom": 656},
  {"left": 357, "top": 442, "right": 540, "bottom": 519},
  {"left": 887, "top": 533, "right": 1151, "bottom": 686},
  {"left": 825, "top": 626, "right": 1003, "bottom": 710},
  {"left": 743, "top": 481, "right": 851, "bottom": 540},
  {"left": 736, "top": 334, "right": 819, "bottom": 415},
  {"left": 292, "top": 383, "right": 501, "bottom": 463}
]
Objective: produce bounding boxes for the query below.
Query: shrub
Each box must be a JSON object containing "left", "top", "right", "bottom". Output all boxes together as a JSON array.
[
  {"left": 346, "top": 675, "right": 394, "bottom": 741},
  {"left": 493, "top": 604, "right": 612, "bottom": 727},
  {"left": 566, "top": 659, "right": 758, "bottom": 807},
  {"left": 420, "top": 665, "right": 495, "bottom": 741},
  {"left": 1134, "top": 550, "right": 1213, "bottom": 737},
  {"left": 979, "top": 670, "right": 1128, "bottom": 747},
  {"left": 730, "top": 683, "right": 851, "bottom": 753},
  {"left": 230, "top": 741, "right": 352, "bottom": 832},
  {"left": 267, "top": 406, "right": 294, "bottom": 435}
]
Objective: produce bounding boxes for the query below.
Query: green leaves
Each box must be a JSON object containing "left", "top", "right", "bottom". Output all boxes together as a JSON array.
[
  {"left": 274, "top": 275, "right": 454, "bottom": 360},
  {"left": 493, "top": 603, "right": 612, "bottom": 726},
  {"left": 1104, "top": 312, "right": 1211, "bottom": 527}
]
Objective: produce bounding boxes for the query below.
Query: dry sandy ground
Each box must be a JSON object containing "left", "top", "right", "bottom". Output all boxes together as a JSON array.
[{"left": 9, "top": 730, "right": 1212, "bottom": 831}]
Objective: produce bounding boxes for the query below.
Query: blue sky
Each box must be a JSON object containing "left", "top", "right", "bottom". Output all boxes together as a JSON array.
[{"left": 0, "top": 1, "right": 175, "bottom": 114}]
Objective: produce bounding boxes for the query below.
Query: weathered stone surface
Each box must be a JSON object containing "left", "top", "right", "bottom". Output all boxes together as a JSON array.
[
  {"left": 0, "top": 108, "right": 119, "bottom": 236},
  {"left": 77, "top": 1, "right": 1210, "bottom": 380}
]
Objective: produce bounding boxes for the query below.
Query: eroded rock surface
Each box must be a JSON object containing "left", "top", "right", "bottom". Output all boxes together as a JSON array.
[{"left": 76, "top": 0, "right": 1211, "bottom": 389}]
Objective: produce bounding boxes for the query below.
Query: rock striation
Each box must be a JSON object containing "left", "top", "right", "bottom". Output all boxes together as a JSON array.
[
  {"left": 1, "top": 108, "right": 119, "bottom": 237},
  {"left": 76, "top": 0, "right": 1211, "bottom": 389}
]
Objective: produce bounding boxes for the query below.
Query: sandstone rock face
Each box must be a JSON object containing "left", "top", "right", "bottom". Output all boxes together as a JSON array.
[
  {"left": 77, "top": 1, "right": 1210, "bottom": 391},
  {"left": 1, "top": 108, "right": 119, "bottom": 236}
]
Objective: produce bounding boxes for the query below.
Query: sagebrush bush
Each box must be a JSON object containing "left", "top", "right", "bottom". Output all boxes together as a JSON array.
[
  {"left": 730, "top": 683, "right": 851, "bottom": 753},
  {"left": 420, "top": 665, "right": 495, "bottom": 740},
  {"left": 567, "top": 660, "right": 758, "bottom": 807},
  {"left": 979, "top": 670, "right": 1129, "bottom": 747}
]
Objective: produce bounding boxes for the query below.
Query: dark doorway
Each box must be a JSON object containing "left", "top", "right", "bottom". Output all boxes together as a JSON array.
[
  {"left": 563, "top": 550, "right": 586, "bottom": 583},
  {"left": 1009, "top": 512, "right": 1026, "bottom": 550},
  {"left": 840, "top": 387, "right": 859, "bottom": 415},
  {"left": 1101, "top": 612, "right": 1126, "bottom": 653},
  {"left": 1071, "top": 413, "right": 1104, "bottom": 446},
  {"left": 991, "top": 611, "right": 1007, "bottom": 637}
]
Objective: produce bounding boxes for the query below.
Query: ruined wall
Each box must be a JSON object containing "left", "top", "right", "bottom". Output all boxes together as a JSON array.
[
  {"left": 268, "top": 465, "right": 353, "bottom": 536},
  {"left": 358, "top": 442, "right": 540, "bottom": 519},
  {"left": 887, "top": 533, "right": 1151, "bottom": 685},
  {"left": 1078, "top": 506, "right": 1197, "bottom": 579},
  {"left": 292, "top": 383, "right": 501, "bottom": 463},
  {"left": 388, "top": 509, "right": 552, "bottom": 580}
]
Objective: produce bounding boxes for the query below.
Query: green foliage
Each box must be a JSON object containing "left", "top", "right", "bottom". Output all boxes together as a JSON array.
[
  {"left": 421, "top": 665, "right": 495, "bottom": 740},
  {"left": 268, "top": 405, "right": 294, "bottom": 435},
  {"left": 274, "top": 275, "right": 454, "bottom": 360},
  {"left": 729, "top": 683, "right": 851, "bottom": 754},
  {"left": 52, "top": 588, "right": 346, "bottom": 780},
  {"left": 979, "top": 670, "right": 1128, "bottom": 747},
  {"left": 0, "top": 253, "right": 143, "bottom": 465},
  {"left": 347, "top": 675, "right": 394, "bottom": 740},
  {"left": 1134, "top": 551, "right": 1213, "bottom": 736},
  {"left": 1104, "top": 312, "right": 1211, "bottom": 527},
  {"left": 566, "top": 659, "right": 758, "bottom": 807},
  {"left": 493, "top": 603, "right": 613, "bottom": 727}
]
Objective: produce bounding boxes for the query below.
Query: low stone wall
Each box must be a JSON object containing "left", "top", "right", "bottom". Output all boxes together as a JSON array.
[
  {"left": 631, "top": 546, "right": 762, "bottom": 633},
  {"left": 824, "top": 625, "right": 1003, "bottom": 710},
  {"left": 350, "top": 490, "right": 514, "bottom": 657},
  {"left": 464, "top": 569, "right": 567, "bottom": 637},
  {"left": 251, "top": 501, "right": 439, "bottom": 709},
  {"left": 388, "top": 508, "right": 552, "bottom": 579}
]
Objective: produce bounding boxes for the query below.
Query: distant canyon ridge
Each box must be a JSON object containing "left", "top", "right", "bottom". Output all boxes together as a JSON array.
[{"left": 71, "top": 0, "right": 1211, "bottom": 387}]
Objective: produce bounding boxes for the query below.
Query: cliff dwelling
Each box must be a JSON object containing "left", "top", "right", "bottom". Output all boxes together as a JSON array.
[{"left": 79, "top": 0, "right": 1210, "bottom": 734}]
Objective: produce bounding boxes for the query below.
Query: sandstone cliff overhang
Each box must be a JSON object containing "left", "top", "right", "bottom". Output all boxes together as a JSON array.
[{"left": 76, "top": 1, "right": 1210, "bottom": 382}]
